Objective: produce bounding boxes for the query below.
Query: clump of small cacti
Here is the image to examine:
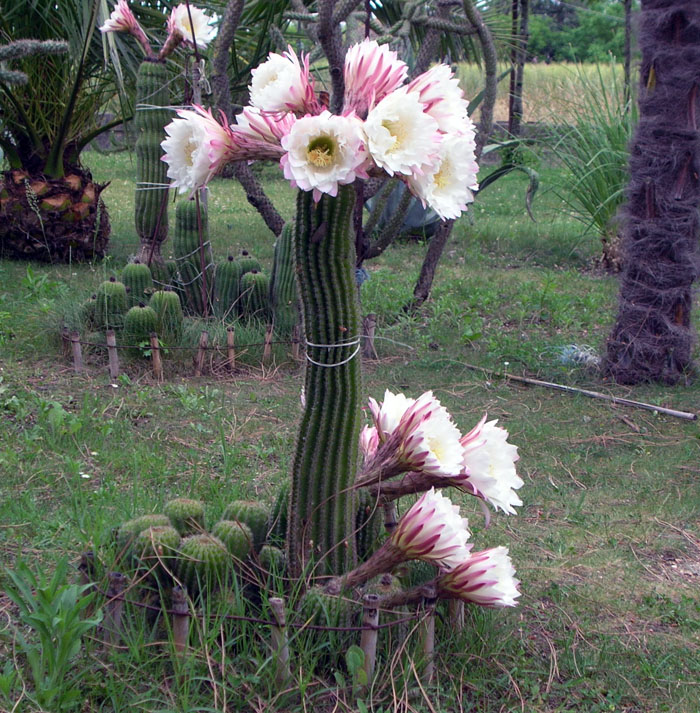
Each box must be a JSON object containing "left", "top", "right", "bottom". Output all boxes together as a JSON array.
[
  {"left": 149, "top": 288, "right": 183, "bottom": 343},
  {"left": 134, "top": 60, "right": 170, "bottom": 265},
  {"left": 164, "top": 498, "right": 206, "bottom": 535},
  {"left": 269, "top": 222, "right": 298, "bottom": 335},
  {"left": 116, "top": 513, "right": 171, "bottom": 550},
  {"left": 121, "top": 260, "right": 154, "bottom": 307},
  {"left": 173, "top": 199, "right": 212, "bottom": 316},
  {"left": 176, "top": 533, "right": 230, "bottom": 595},
  {"left": 95, "top": 277, "right": 128, "bottom": 330},
  {"left": 239, "top": 270, "right": 270, "bottom": 321},
  {"left": 211, "top": 519, "right": 254, "bottom": 561},
  {"left": 222, "top": 500, "right": 270, "bottom": 551},
  {"left": 123, "top": 303, "right": 158, "bottom": 355}
]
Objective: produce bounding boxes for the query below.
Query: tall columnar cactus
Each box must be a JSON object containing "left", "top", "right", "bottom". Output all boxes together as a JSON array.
[
  {"left": 121, "top": 260, "right": 154, "bottom": 307},
  {"left": 239, "top": 270, "right": 270, "bottom": 321},
  {"left": 95, "top": 277, "right": 128, "bottom": 331},
  {"left": 135, "top": 60, "right": 170, "bottom": 265},
  {"left": 173, "top": 199, "right": 212, "bottom": 316},
  {"left": 287, "top": 186, "right": 361, "bottom": 577},
  {"left": 269, "top": 222, "right": 299, "bottom": 336},
  {"left": 149, "top": 289, "right": 184, "bottom": 343}
]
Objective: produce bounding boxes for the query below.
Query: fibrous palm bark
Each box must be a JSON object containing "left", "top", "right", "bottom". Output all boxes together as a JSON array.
[{"left": 605, "top": 0, "right": 700, "bottom": 384}]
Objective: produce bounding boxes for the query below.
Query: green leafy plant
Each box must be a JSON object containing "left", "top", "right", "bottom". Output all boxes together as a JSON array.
[{"left": 4, "top": 558, "right": 102, "bottom": 712}]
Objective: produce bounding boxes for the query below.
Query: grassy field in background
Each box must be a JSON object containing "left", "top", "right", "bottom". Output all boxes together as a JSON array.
[
  {"left": 0, "top": 148, "right": 699, "bottom": 712},
  {"left": 457, "top": 61, "right": 634, "bottom": 124}
]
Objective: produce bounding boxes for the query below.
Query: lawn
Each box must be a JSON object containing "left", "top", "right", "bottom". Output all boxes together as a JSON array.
[{"left": 0, "top": 149, "right": 698, "bottom": 713}]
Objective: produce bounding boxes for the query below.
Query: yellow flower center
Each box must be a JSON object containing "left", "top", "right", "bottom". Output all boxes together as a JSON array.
[
  {"left": 381, "top": 119, "right": 407, "bottom": 153},
  {"left": 184, "top": 139, "right": 197, "bottom": 167},
  {"left": 307, "top": 136, "right": 335, "bottom": 167}
]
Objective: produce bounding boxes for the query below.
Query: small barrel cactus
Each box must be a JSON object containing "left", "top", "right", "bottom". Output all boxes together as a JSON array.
[
  {"left": 123, "top": 303, "right": 158, "bottom": 355},
  {"left": 239, "top": 270, "right": 270, "bottom": 321},
  {"left": 121, "top": 260, "right": 154, "bottom": 307},
  {"left": 269, "top": 222, "right": 298, "bottom": 335},
  {"left": 164, "top": 498, "right": 206, "bottom": 535},
  {"left": 79, "top": 294, "right": 97, "bottom": 330},
  {"left": 221, "top": 500, "right": 269, "bottom": 551},
  {"left": 236, "top": 250, "right": 261, "bottom": 276},
  {"left": 258, "top": 545, "right": 285, "bottom": 575},
  {"left": 95, "top": 277, "right": 128, "bottom": 331},
  {"left": 149, "top": 288, "right": 183, "bottom": 343},
  {"left": 213, "top": 255, "right": 243, "bottom": 320},
  {"left": 116, "top": 513, "right": 171, "bottom": 550},
  {"left": 176, "top": 533, "right": 230, "bottom": 595},
  {"left": 132, "top": 525, "right": 181, "bottom": 578},
  {"left": 211, "top": 519, "right": 253, "bottom": 561}
]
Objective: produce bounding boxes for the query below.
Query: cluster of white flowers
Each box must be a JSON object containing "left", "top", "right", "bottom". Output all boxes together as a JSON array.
[{"left": 159, "top": 38, "right": 479, "bottom": 218}]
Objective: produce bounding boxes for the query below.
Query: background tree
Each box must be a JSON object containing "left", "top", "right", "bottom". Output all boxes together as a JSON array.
[{"left": 605, "top": 0, "right": 700, "bottom": 383}]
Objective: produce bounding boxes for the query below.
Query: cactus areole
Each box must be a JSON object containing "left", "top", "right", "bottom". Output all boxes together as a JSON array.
[{"left": 287, "top": 186, "right": 362, "bottom": 577}]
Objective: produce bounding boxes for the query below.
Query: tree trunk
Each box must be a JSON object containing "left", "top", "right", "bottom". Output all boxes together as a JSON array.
[{"left": 604, "top": 0, "right": 700, "bottom": 384}]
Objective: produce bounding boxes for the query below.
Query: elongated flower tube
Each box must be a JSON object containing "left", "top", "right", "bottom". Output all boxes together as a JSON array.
[
  {"left": 249, "top": 47, "right": 320, "bottom": 115},
  {"left": 99, "top": 0, "right": 152, "bottom": 56},
  {"left": 281, "top": 111, "right": 369, "bottom": 201},
  {"left": 231, "top": 106, "right": 294, "bottom": 161},
  {"left": 359, "top": 425, "right": 379, "bottom": 463},
  {"left": 358, "top": 390, "right": 463, "bottom": 486},
  {"left": 407, "top": 133, "right": 479, "bottom": 220},
  {"left": 460, "top": 416, "right": 523, "bottom": 514},
  {"left": 343, "top": 39, "right": 408, "bottom": 118},
  {"left": 364, "top": 89, "right": 441, "bottom": 178},
  {"left": 339, "top": 488, "right": 471, "bottom": 589},
  {"left": 161, "top": 106, "right": 234, "bottom": 194},
  {"left": 437, "top": 546, "right": 520, "bottom": 607}
]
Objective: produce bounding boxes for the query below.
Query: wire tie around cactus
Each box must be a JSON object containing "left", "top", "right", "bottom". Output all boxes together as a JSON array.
[
  {"left": 305, "top": 343, "right": 361, "bottom": 368},
  {"left": 135, "top": 182, "right": 173, "bottom": 190},
  {"left": 134, "top": 103, "right": 191, "bottom": 112},
  {"left": 174, "top": 241, "right": 212, "bottom": 261},
  {"left": 305, "top": 338, "right": 360, "bottom": 349}
]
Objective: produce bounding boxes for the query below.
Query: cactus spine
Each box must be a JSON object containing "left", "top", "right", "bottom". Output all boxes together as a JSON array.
[
  {"left": 121, "top": 260, "right": 154, "bottom": 307},
  {"left": 269, "top": 222, "right": 298, "bottom": 335},
  {"left": 134, "top": 60, "right": 170, "bottom": 265},
  {"left": 287, "top": 186, "right": 361, "bottom": 577},
  {"left": 173, "top": 199, "right": 212, "bottom": 316}
]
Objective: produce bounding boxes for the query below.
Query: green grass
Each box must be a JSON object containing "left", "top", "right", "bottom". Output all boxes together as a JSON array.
[{"left": 0, "top": 150, "right": 699, "bottom": 712}]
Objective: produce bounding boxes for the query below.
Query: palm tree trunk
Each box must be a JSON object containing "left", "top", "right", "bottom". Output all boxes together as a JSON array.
[{"left": 604, "top": 0, "right": 700, "bottom": 384}]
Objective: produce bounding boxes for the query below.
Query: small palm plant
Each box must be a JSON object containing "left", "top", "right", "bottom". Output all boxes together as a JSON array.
[{"left": 0, "top": 0, "right": 132, "bottom": 262}]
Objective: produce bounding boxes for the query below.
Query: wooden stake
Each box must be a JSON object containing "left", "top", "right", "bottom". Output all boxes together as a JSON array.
[
  {"left": 420, "top": 584, "right": 437, "bottom": 684},
  {"left": 360, "top": 593, "right": 380, "bottom": 686},
  {"left": 291, "top": 325, "right": 301, "bottom": 361},
  {"left": 362, "top": 313, "right": 378, "bottom": 359},
  {"left": 171, "top": 586, "right": 189, "bottom": 656},
  {"left": 448, "top": 599, "right": 465, "bottom": 631},
  {"left": 226, "top": 326, "right": 236, "bottom": 372},
  {"left": 263, "top": 324, "right": 274, "bottom": 364},
  {"left": 61, "top": 328, "right": 71, "bottom": 358},
  {"left": 194, "top": 330, "right": 208, "bottom": 377},
  {"left": 105, "top": 330, "right": 119, "bottom": 381},
  {"left": 78, "top": 551, "right": 96, "bottom": 587},
  {"left": 150, "top": 332, "right": 163, "bottom": 382},
  {"left": 102, "top": 571, "right": 127, "bottom": 645},
  {"left": 269, "top": 597, "right": 290, "bottom": 686},
  {"left": 70, "top": 331, "right": 83, "bottom": 373}
]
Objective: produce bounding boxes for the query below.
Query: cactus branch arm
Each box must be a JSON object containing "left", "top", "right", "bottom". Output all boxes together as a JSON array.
[
  {"left": 230, "top": 162, "right": 285, "bottom": 237},
  {"left": 364, "top": 189, "right": 415, "bottom": 261},
  {"left": 332, "top": 0, "right": 365, "bottom": 26},
  {"left": 0, "top": 39, "right": 68, "bottom": 63},
  {"left": 318, "top": 0, "right": 345, "bottom": 113},
  {"left": 211, "top": 0, "right": 245, "bottom": 120}
]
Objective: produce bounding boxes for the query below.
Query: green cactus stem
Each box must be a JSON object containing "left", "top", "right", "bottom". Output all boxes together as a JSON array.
[
  {"left": 269, "top": 222, "right": 299, "bottom": 336},
  {"left": 211, "top": 519, "right": 254, "bottom": 561},
  {"left": 239, "top": 270, "right": 270, "bottom": 321},
  {"left": 149, "top": 288, "right": 183, "bottom": 343},
  {"left": 164, "top": 498, "right": 206, "bottom": 535},
  {"left": 121, "top": 260, "right": 154, "bottom": 307},
  {"left": 132, "top": 525, "right": 181, "bottom": 581},
  {"left": 287, "top": 186, "right": 362, "bottom": 578},
  {"left": 95, "top": 277, "right": 128, "bottom": 331},
  {"left": 236, "top": 250, "right": 262, "bottom": 276},
  {"left": 116, "top": 513, "right": 171, "bottom": 550},
  {"left": 135, "top": 60, "right": 170, "bottom": 265},
  {"left": 213, "top": 255, "right": 243, "bottom": 320},
  {"left": 176, "top": 533, "right": 230, "bottom": 595},
  {"left": 221, "top": 500, "right": 269, "bottom": 551},
  {"left": 173, "top": 199, "right": 212, "bottom": 316},
  {"left": 123, "top": 304, "right": 158, "bottom": 355}
]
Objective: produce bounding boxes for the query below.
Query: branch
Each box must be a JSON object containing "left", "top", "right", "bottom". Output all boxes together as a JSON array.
[
  {"left": 317, "top": 0, "right": 345, "bottom": 113},
  {"left": 211, "top": 0, "right": 244, "bottom": 119}
]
